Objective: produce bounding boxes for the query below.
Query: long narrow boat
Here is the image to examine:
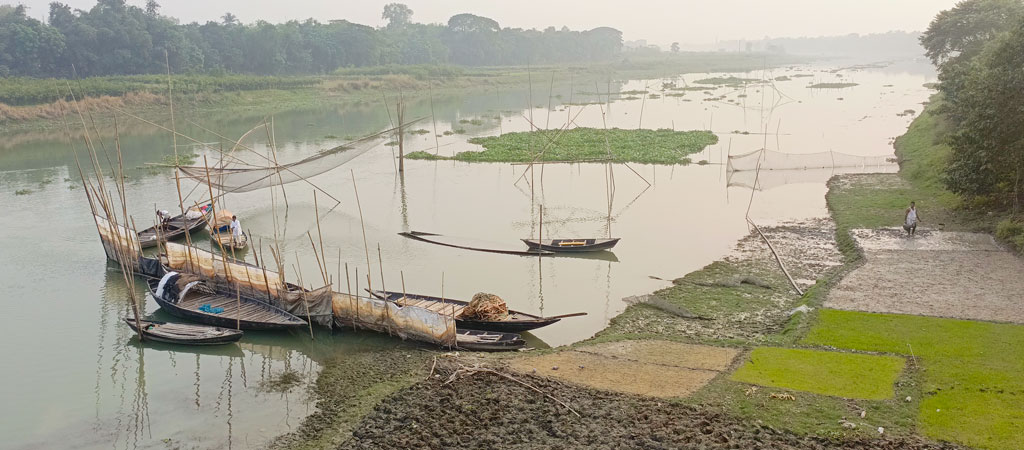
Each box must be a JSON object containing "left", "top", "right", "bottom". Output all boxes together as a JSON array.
[
  {"left": 399, "top": 231, "right": 554, "bottom": 256},
  {"left": 522, "top": 237, "right": 621, "bottom": 252},
  {"left": 146, "top": 274, "right": 307, "bottom": 331},
  {"left": 124, "top": 317, "right": 243, "bottom": 345},
  {"left": 369, "top": 289, "right": 586, "bottom": 333},
  {"left": 456, "top": 329, "right": 526, "bottom": 351},
  {"left": 137, "top": 212, "right": 208, "bottom": 248}
]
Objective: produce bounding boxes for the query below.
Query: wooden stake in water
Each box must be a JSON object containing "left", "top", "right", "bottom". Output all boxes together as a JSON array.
[
  {"left": 351, "top": 170, "right": 372, "bottom": 291},
  {"left": 294, "top": 257, "right": 316, "bottom": 340},
  {"left": 400, "top": 271, "right": 407, "bottom": 307}
]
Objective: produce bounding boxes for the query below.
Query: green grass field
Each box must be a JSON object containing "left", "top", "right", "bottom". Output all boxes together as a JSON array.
[
  {"left": 732, "top": 347, "right": 905, "bottom": 400},
  {"left": 805, "top": 309, "right": 1024, "bottom": 449}
]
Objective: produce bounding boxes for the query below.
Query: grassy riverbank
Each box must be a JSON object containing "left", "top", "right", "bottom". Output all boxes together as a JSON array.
[{"left": 0, "top": 52, "right": 807, "bottom": 134}]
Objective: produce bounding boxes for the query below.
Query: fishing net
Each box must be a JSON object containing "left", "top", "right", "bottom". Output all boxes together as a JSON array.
[
  {"left": 177, "top": 120, "right": 418, "bottom": 194},
  {"left": 727, "top": 149, "right": 895, "bottom": 172},
  {"left": 94, "top": 214, "right": 140, "bottom": 265},
  {"left": 460, "top": 293, "right": 509, "bottom": 321}
]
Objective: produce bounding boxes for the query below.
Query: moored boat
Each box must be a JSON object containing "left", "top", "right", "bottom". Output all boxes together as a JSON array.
[
  {"left": 521, "top": 237, "right": 620, "bottom": 252},
  {"left": 123, "top": 317, "right": 243, "bottom": 345},
  {"left": 137, "top": 210, "right": 208, "bottom": 248},
  {"left": 455, "top": 329, "right": 527, "bottom": 351},
  {"left": 368, "top": 289, "right": 586, "bottom": 333},
  {"left": 147, "top": 272, "right": 308, "bottom": 331}
]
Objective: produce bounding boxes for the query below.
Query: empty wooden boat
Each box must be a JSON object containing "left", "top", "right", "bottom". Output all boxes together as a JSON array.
[
  {"left": 368, "top": 289, "right": 586, "bottom": 333},
  {"left": 521, "top": 237, "right": 620, "bottom": 252},
  {"left": 456, "top": 329, "right": 526, "bottom": 351},
  {"left": 400, "top": 231, "right": 554, "bottom": 256},
  {"left": 123, "top": 317, "right": 243, "bottom": 345},
  {"left": 146, "top": 273, "right": 307, "bottom": 331},
  {"left": 137, "top": 212, "right": 208, "bottom": 248}
]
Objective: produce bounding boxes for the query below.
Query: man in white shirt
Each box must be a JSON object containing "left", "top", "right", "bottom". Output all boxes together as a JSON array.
[
  {"left": 229, "top": 215, "right": 242, "bottom": 243},
  {"left": 903, "top": 201, "right": 921, "bottom": 236}
]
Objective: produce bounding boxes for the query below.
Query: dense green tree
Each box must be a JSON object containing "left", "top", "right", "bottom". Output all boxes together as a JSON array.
[{"left": 0, "top": 1, "right": 624, "bottom": 78}]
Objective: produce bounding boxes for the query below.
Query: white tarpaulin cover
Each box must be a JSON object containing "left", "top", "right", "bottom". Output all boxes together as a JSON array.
[{"left": 332, "top": 293, "right": 456, "bottom": 347}]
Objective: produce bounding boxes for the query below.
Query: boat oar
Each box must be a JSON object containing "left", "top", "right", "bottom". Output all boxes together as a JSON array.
[{"left": 542, "top": 312, "right": 588, "bottom": 320}]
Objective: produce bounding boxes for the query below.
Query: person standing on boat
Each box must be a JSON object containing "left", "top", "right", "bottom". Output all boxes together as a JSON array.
[
  {"left": 229, "top": 215, "right": 242, "bottom": 244},
  {"left": 157, "top": 209, "right": 172, "bottom": 225},
  {"left": 903, "top": 201, "right": 921, "bottom": 236}
]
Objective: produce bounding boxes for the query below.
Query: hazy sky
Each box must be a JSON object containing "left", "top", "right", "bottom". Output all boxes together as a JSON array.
[{"left": 18, "top": 0, "right": 958, "bottom": 47}]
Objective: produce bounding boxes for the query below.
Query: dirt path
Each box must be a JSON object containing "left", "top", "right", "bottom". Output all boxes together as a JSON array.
[{"left": 826, "top": 229, "right": 1024, "bottom": 323}]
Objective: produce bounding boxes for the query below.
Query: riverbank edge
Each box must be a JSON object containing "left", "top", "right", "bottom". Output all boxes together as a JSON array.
[{"left": 0, "top": 53, "right": 810, "bottom": 135}]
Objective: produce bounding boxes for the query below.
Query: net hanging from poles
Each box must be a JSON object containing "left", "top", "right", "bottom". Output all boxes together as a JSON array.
[
  {"left": 726, "top": 148, "right": 896, "bottom": 172},
  {"left": 176, "top": 119, "right": 420, "bottom": 194}
]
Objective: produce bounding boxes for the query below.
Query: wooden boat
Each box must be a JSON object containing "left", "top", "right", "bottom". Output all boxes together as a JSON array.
[
  {"left": 137, "top": 212, "right": 208, "bottom": 248},
  {"left": 522, "top": 237, "right": 620, "bottom": 253},
  {"left": 369, "top": 289, "right": 586, "bottom": 333},
  {"left": 123, "top": 317, "right": 243, "bottom": 345},
  {"left": 400, "top": 231, "right": 554, "bottom": 256},
  {"left": 211, "top": 230, "right": 248, "bottom": 251},
  {"left": 146, "top": 275, "right": 307, "bottom": 331},
  {"left": 456, "top": 329, "right": 526, "bottom": 351}
]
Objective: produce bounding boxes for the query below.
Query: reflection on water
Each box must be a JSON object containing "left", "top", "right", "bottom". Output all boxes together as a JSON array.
[{"left": 0, "top": 60, "right": 935, "bottom": 449}]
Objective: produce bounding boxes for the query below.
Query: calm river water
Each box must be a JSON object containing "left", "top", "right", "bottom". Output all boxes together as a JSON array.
[{"left": 0, "top": 60, "right": 934, "bottom": 449}]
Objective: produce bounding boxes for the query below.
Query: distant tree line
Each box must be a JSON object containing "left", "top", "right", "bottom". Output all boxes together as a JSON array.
[
  {"left": 0, "top": 1, "right": 623, "bottom": 78},
  {"left": 921, "top": 0, "right": 1024, "bottom": 208}
]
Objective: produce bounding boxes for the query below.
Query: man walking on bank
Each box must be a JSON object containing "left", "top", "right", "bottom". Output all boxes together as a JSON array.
[{"left": 904, "top": 201, "right": 921, "bottom": 236}]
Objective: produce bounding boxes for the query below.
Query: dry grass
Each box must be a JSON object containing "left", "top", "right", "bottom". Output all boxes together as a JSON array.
[{"left": 0, "top": 91, "right": 164, "bottom": 122}]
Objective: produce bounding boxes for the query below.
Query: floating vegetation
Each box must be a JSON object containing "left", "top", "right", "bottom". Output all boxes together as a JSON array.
[
  {"left": 808, "top": 82, "right": 859, "bottom": 89},
  {"left": 458, "top": 118, "right": 485, "bottom": 126},
  {"left": 736, "top": 94, "right": 747, "bottom": 98},
  {"left": 693, "top": 76, "right": 760, "bottom": 86},
  {"left": 407, "top": 129, "right": 430, "bottom": 135},
  {"left": 323, "top": 134, "right": 339, "bottom": 139},
  {"left": 665, "top": 93, "right": 686, "bottom": 98},
  {"left": 791, "top": 74, "right": 814, "bottom": 78},
  {"left": 669, "top": 86, "right": 708, "bottom": 91},
  {"left": 897, "top": 109, "right": 916, "bottom": 117},
  {"left": 442, "top": 130, "right": 454, "bottom": 136},
  {"left": 159, "top": 152, "right": 198, "bottom": 166},
  {"left": 452, "top": 128, "right": 467, "bottom": 134},
  {"left": 404, "top": 151, "right": 448, "bottom": 160},
  {"left": 619, "top": 90, "right": 648, "bottom": 95},
  {"left": 774, "top": 76, "right": 791, "bottom": 81},
  {"left": 648, "top": 94, "right": 661, "bottom": 99},
  {"left": 622, "top": 96, "right": 641, "bottom": 101},
  {"left": 15, "top": 189, "right": 33, "bottom": 195},
  {"left": 408, "top": 128, "right": 717, "bottom": 165}
]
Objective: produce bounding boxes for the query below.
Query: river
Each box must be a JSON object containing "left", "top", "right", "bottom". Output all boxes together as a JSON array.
[{"left": 0, "top": 59, "right": 935, "bottom": 449}]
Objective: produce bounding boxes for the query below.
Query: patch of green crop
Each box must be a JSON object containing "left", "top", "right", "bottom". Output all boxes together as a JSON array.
[
  {"left": 442, "top": 127, "right": 716, "bottom": 165},
  {"left": 15, "top": 189, "right": 33, "bottom": 195},
  {"left": 732, "top": 347, "right": 904, "bottom": 400},
  {"left": 808, "top": 82, "right": 859, "bottom": 89},
  {"left": 804, "top": 309, "right": 1024, "bottom": 450}
]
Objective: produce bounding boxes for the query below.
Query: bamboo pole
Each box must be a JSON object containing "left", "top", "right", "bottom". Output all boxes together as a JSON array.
[
  {"left": 400, "top": 271, "right": 407, "bottom": 307},
  {"left": 747, "top": 218, "right": 804, "bottom": 296},
  {"left": 307, "top": 232, "right": 328, "bottom": 286},
  {"left": 429, "top": 81, "right": 440, "bottom": 155},
  {"left": 313, "top": 191, "right": 329, "bottom": 282},
  {"left": 377, "top": 244, "right": 386, "bottom": 294},
  {"left": 545, "top": 72, "right": 555, "bottom": 130},
  {"left": 293, "top": 258, "right": 316, "bottom": 340},
  {"left": 397, "top": 93, "right": 405, "bottom": 173},
  {"left": 351, "top": 170, "right": 372, "bottom": 291},
  {"left": 346, "top": 262, "right": 356, "bottom": 331}
]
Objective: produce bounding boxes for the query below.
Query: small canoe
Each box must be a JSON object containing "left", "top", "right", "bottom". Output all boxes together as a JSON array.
[
  {"left": 456, "top": 329, "right": 526, "bottom": 351},
  {"left": 124, "top": 317, "right": 243, "bottom": 345},
  {"left": 146, "top": 274, "right": 308, "bottom": 331},
  {"left": 211, "top": 230, "right": 248, "bottom": 251},
  {"left": 138, "top": 212, "right": 208, "bottom": 248},
  {"left": 369, "top": 289, "right": 586, "bottom": 333},
  {"left": 522, "top": 237, "right": 620, "bottom": 252}
]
